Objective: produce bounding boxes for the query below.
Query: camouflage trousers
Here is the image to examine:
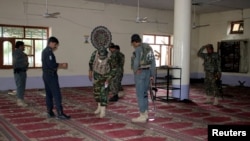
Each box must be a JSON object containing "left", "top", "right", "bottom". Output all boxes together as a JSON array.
[
  {"left": 93, "top": 72, "right": 109, "bottom": 106},
  {"left": 204, "top": 72, "right": 219, "bottom": 97},
  {"left": 118, "top": 72, "right": 124, "bottom": 91},
  {"left": 110, "top": 72, "right": 123, "bottom": 95}
]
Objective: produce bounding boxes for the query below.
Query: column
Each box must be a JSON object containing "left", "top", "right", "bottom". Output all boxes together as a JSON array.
[{"left": 172, "top": 0, "right": 192, "bottom": 100}]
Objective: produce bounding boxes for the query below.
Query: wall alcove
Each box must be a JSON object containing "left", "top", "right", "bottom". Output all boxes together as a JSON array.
[{"left": 218, "top": 39, "right": 248, "bottom": 73}]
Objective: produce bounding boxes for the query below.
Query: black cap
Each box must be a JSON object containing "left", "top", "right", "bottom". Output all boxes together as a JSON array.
[
  {"left": 15, "top": 41, "right": 24, "bottom": 48},
  {"left": 131, "top": 34, "right": 141, "bottom": 43}
]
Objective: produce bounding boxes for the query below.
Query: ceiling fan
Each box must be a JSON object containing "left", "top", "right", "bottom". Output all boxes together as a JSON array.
[
  {"left": 135, "top": 0, "right": 148, "bottom": 23},
  {"left": 192, "top": 4, "right": 210, "bottom": 29},
  {"left": 120, "top": 0, "right": 167, "bottom": 24},
  {"left": 43, "top": 0, "right": 60, "bottom": 18}
]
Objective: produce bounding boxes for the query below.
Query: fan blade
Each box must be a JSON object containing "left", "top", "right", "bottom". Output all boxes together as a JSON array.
[
  {"left": 192, "top": 24, "right": 210, "bottom": 29},
  {"left": 50, "top": 12, "right": 60, "bottom": 15},
  {"left": 43, "top": 13, "right": 58, "bottom": 18},
  {"left": 192, "top": 0, "right": 221, "bottom": 6}
]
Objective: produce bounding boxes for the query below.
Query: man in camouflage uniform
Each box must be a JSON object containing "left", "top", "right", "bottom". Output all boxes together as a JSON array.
[
  {"left": 115, "top": 45, "right": 125, "bottom": 92},
  {"left": 108, "top": 43, "right": 125, "bottom": 102},
  {"left": 88, "top": 47, "right": 119, "bottom": 118},
  {"left": 198, "top": 44, "right": 221, "bottom": 105}
]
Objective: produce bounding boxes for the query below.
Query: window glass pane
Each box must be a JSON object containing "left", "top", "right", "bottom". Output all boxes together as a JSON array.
[
  {"left": 239, "top": 24, "right": 243, "bottom": 31},
  {"left": 156, "top": 36, "right": 169, "bottom": 44},
  {"left": 28, "top": 56, "right": 34, "bottom": 67},
  {"left": 3, "top": 27, "right": 24, "bottom": 38},
  {"left": 22, "top": 39, "right": 33, "bottom": 55},
  {"left": 3, "top": 41, "right": 13, "bottom": 65},
  {"left": 0, "top": 27, "right": 2, "bottom": 37},
  {"left": 143, "top": 35, "right": 154, "bottom": 44},
  {"left": 151, "top": 45, "right": 160, "bottom": 67},
  {"left": 25, "top": 28, "right": 47, "bottom": 39},
  {"left": 35, "top": 40, "right": 47, "bottom": 67},
  {"left": 232, "top": 24, "right": 240, "bottom": 31},
  {"left": 161, "top": 45, "right": 168, "bottom": 66}
]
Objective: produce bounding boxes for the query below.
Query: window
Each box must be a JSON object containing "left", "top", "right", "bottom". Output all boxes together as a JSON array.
[
  {"left": 143, "top": 34, "right": 172, "bottom": 67},
  {"left": 0, "top": 24, "right": 49, "bottom": 69},
  {"left": 230, "top": 20, "right": 244, "bottom": 34}
]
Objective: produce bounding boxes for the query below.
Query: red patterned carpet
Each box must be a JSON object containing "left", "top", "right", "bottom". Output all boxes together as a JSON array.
[{"left": 0, "top": 84, "right": 250, "bottom": 141}]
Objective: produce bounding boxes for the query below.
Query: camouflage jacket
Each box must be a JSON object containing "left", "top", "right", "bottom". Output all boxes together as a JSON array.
[
  {"left": 198, "top": 46, "right": 221, "bottom": 73},
  {"left": 89, "top": 50, "right": 118, "bottom": 82},
  {"left": 116, "top": 51, "right": 125, "bottom": 72}
]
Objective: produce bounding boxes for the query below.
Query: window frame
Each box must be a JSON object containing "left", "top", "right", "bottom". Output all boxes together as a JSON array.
[
  {"left": 0, "top": 24, "right": 49, "bottom": 69},
  {"left": 142, "top": 34, "right": 172, "bottom": 67},
  {"left": 230, "top": 20, "right": 244, "bottom": 34}
]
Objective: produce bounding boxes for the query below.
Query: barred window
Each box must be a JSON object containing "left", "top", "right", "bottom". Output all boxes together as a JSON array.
[{"left": 0, "top": 24, "right": 49, "bottom": 69}]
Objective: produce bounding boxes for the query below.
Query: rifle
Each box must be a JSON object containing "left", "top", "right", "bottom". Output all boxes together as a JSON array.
[{"left": 148, "top": 79, "right": 158, "bottom": 121}]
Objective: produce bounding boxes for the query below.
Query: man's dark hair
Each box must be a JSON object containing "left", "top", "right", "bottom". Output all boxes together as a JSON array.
[
  {"left": 15, "top": 41, "right": 24, "bottom": 48},
  {"left": 109, "top": 42, "right": 116, "bottom": 48},
  {"left": 206, "top": 44, "right": 214, "bottom": 50},
  {"left": 131, "top": 34, "right": 142, "bottom": 43},
  {"left": 114, "top": 45, "right": 120, "bottom": 50},
  {"left": 47, "top": 36, "right": 59, "bottom": 45}
]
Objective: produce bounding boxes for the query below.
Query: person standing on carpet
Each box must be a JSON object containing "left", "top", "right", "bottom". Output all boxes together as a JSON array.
[
  {"left": 198, "top": 44, "right": 221, "bottom": 105},
  {"left": 130, "top": 34, "right": 156, "bottom": 123},
  {"left": 13, "top": 41, "right": 29, "bottom": 107},
  {"left": 115, "top": 45, "right": 125, "bottom": 94},
  {"left": 89, "top": 46, "right": 118, "bottom": 118},
  {"left": 42, "top": 36, "right": 70, "bottom": 120},
  {"left": 108, "top": 43, "right": 124, "bottom": 102}
]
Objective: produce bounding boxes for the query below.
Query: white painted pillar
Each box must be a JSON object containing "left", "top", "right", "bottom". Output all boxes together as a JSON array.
[{"left": 172, "top": 0, "right": 191, "bottom": 100}]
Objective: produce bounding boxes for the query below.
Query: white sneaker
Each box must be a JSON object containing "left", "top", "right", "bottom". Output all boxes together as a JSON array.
[
  {"left": 17, "top": 99, "right": 28, "bottom": 107},
  {"left": 132, "top": 113, "right": 147, "bottom": 123}
]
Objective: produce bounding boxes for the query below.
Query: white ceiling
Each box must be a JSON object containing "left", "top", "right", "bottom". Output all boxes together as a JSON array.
[{"left": 85, "top": 0, "right": 250, "bottom": 14}]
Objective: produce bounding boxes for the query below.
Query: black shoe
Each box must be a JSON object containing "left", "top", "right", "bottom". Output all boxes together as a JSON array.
[
  {"left": 57, "top": 113, "right": 71, "bottom": 120},
  {"left": 47, "top": 111, "right": 56, "bottom": 118},
  {"left": 109, "top": 94, "right": 119, "bottom": 102}
]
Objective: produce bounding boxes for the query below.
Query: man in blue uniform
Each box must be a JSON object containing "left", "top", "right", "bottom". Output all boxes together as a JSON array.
[
  {"left": 131, "top": 34, "right": 156, "bottom": 123},
  {"left": 42, "top": 36, "right": 70, "bottom": 119},
  {"left": 13, "top": 41, "right": 29, "bottom": 107}
]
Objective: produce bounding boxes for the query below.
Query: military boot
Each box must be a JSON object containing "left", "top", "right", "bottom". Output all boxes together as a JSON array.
[
  {"left": 94, "top": 103, "right": 101, "bottom": 114},
  {"left": 213, "top": 97, "right": 219, "bottom": 105},
  {"left": 99, "top": 106, "right": 106, "bottom": 118},
  {"left": 109, "top": 94, "right": 119, "bottom": 102},
  {"left": 204, "top": 95, "right": 212, "bottom": 104}
]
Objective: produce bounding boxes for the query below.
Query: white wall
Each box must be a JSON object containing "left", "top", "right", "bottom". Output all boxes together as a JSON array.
[
  {"left": 0, "top": 0, "right": 173, "bottom": 90},
  {"left": 0, "top": 0, "right": 250, "bottom": 90},
  {"left": 191, "top": 8, "right": 250, "bottom": 86}
]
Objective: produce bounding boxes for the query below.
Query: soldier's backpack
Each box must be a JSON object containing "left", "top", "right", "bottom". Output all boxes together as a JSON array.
[{"left": 140, "top": 43, "right": 154, "bottom": 67}]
